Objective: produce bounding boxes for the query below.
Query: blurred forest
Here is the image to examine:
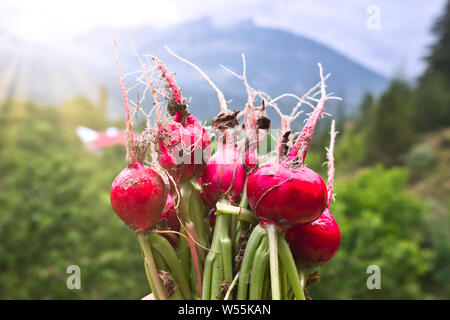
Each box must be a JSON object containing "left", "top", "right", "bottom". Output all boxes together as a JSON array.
[{"left": 1, "top": 4, "right": 449, "bottom": 299}]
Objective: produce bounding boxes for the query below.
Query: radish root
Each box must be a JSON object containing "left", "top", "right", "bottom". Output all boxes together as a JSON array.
[{"left": 326, "top": 120, "right": 337, "bottom": 207}]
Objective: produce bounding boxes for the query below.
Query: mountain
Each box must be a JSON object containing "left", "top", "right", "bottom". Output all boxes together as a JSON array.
[{"left": 0, "top": 18, "right": 389, "bottom": 122}]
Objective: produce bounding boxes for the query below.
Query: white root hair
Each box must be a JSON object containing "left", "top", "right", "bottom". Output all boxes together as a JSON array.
[
  {"left": 165, "top": 45, "right": 230, "bottom": 114},
  {"left": 326, "top": 120, "right": 338, "bottom": 207}
]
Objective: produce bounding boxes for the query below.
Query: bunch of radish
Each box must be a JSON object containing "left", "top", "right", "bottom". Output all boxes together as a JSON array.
[{"left": 109, "top": 43, "right": 341, "bottom": 300}]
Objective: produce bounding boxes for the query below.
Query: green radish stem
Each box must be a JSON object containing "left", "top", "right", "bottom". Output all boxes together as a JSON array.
[
  {"left": 201, "top": 249, "right": 215, "bottom": 299},
  {"left": 181, "top": 181, "right": 209, "bottom": 248},
  {"left": 148, "top": 232, "right": 192, "bottom": 300},
  {"left": 201, "top": 209, "right": 224, "bottom": 299},
  {"left": 151, "top": 244, "right": 185, "bottom": 300},
  {"left": 234, "top": 178, "right": 250, "bottom": 251},
  {"left": 215, "top": 202, "right": 258, "bottom": 224},
  {"left": 287, "top": 287, "right": 294, "bottom": 300},
  {"left": 233, "top": 177, "right": 249, "bottom": 252},
  {"left": 210, "top": 251, "right": 224, "bottom": 299},
  {"left": 189, "top": 178, "right": 211, "bottom": 241},
  {"left": 262, "top": 266, "right": 271, "bottom": 300},
  {"left": 202, "top": 206, "right": 233, "bottom": 300},
  {"left": 278, "top": 235, "right": 306, "bottom": 300},
  {"left": 173, "top": 179, "right": 204, "bottom": 297},
  {"left": 220, "top": 218, "right": 233, "bottom": 282},
  {"left": 190, "top": 258, "right": 199, "bottom": 294},
  {"left": 249, "top": 236, "right": 269, "bottom": 300},
  {"left": 152, "top": 248, "right": 169, "bottom": 270},
  {"left": 185, "top": 221, "right": 203, "bottom": 296},
  {"left": 265, "top": 224, "right": 281, "bottom": 300},
  {"left": 180, "top": 180, "right": 193, "bottom": 211},
  {"left": 143, "top": 262, "right": 159, "bottom": 300},
  {"left": 178, "top": 226, "right": 191, "bottom": 283},
  {"left": 230, "top": 214, "right": 237, "bottom": 255},
  {"left": 190, "top": 177, "right": 202, "bottom": 191},
  {"left": 170, "top": 288, "right": 184, "bottom": 300},
  {"left": 153, "top": 255, "right": 184, "bottom": 301},
  {"left": 137, "top": 233, "right": 167, "bottom": 300},
  {"left": 237, "top": 224, "right": 266, "bottom": 299},
  {"left": 201, "top": 214, "right": 223, "bottom": 299},
  {"left": 280, "top": 261, "right": 288, "bottom": 300},
  {"left": 234, "top": 220, "right": 248, "bottom": 256},
  {"left": 190, "top": 178, "right": 211, "bottom": 241},
  {"left": 190, "top": 188, "right": 210, "bottom": 247},
  {"left": 189, "top": 261, "right": 195, "bottom": 291},
  {"left": 239, "top": 177, "right": 249, "bottom": 209}
]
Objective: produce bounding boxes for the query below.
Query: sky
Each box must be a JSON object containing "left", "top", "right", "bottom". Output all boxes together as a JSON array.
[{"left": 1, "top": 0, "right": 447, "bottom": 78}]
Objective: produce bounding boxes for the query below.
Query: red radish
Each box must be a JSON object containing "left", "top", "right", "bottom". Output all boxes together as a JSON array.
[
  {"left": 285, "top": 208, "right": 340, "bottom": 267},
  {"left": 247, "top": 63, "right": 330, "bottom": 226},
  {"left": 154, "top": 58, "right": 211, "bottom": 182},
  {"left": 164, "top": 47, "right": 245, "bottom": 206},
  {"left": 160, "top": 193, "right": 181, "bottom": 233},
  {"left": 221, "top": 54, "right": 270, "bottom": 175},
  {"left": 244, "top": 150, "right": 259, "bottom": 173},
  {"left": 285, "top": 120, "right": 340, "bottom": 267},
  {"left": 153, "top": 58, "right": 212, "bottom": 296},
  {"left": 201, "top": 142, "right": 246, "bottom": 206},
  {"left": 284, "top": 64, "right": 329, "bottom": 166},
  {"left": 111, "top": 44, "right": 168, "bottom": 233},
  {"left": 242, "top": 103, "right": 270, "bottom": 175},
  {"left": 110, "top": 161, "right": 167, "bottom": 232},
  {"left": 198, "top": 177, "right": 212, "bottom": 209},
  {"left": 158, "top": 193, "right": 181, "bottom": 247},
  {"left": 246, "top": 163, "right": 327, "bottom": 225},
  {"left": 158, "top": 113, "right": 210, "bottom": 182}
]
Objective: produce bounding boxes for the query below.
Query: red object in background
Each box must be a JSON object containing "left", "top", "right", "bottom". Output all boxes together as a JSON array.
[
  {"left": 90, "top": 130, "right": 127, "bottom": 150},
  {"left": 76, "top": 126, "right": 128, "bottom": 151}
]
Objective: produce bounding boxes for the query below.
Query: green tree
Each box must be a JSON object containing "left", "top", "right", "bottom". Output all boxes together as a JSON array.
[
  {"left": 0, "top": 100, "right": 147, "bottom": 299},
  {"left": 369, "top": 80, "right": 415, "bottom": 165},
  {"left": 359, "top": 93, "right": 376, "bottom": 129},
  {"left": 426, "top": 0, "right": 450, "bottom": 77},
  {"left": 414, "top": 72, "right": 450, "bottom": 132},
  {"left": 414, "top": 0, "right": 450, "bottom": 131},
  {"left": 309, "top": 166, "right": 434, "bottom": 299},
  {"left": 61, "top": 96, "right": 110, "bottom": 131}
]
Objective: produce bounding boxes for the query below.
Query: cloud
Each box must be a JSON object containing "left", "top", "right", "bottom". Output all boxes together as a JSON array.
[
  {"left": 1, "top": 0, "right": 446, "bottom": 78},
  {"left": 169, "top": 0, "right": 447, "bottom": 77}
]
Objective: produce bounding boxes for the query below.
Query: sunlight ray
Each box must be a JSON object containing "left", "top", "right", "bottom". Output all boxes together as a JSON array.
[
  {"left": 0, "top": 55, "right": 20, "bottom": 100},
  {"left": 13, "top": 47, "right": 31, "bottom": 101}
]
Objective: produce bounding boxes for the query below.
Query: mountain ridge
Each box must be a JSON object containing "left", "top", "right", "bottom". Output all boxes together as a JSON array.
[{"left": 1, "top": 18, "right": 389, "bottom": 121}]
